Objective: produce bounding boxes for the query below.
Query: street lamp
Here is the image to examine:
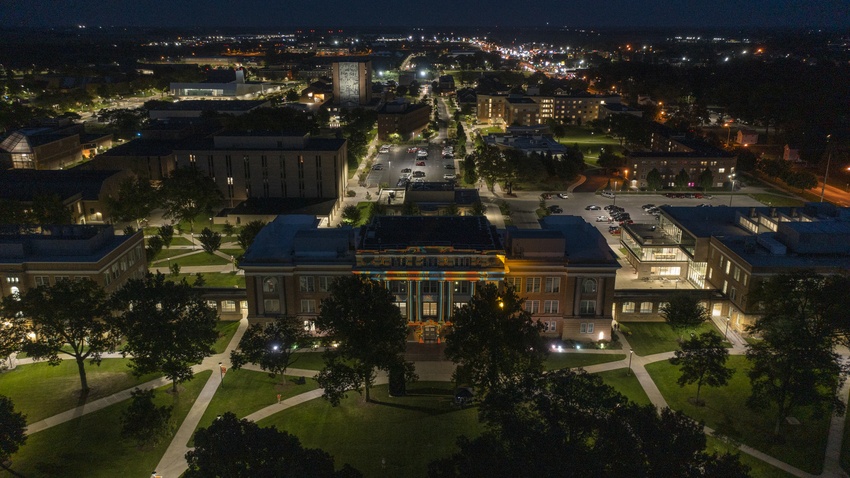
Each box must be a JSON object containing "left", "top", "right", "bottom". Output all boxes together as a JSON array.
[
  {"left": 725, "top": 317, "right": 730, "bottom": 339},
  {"left": 628, "top": 348, "right": 634, "bottom": 376},
  {"left": 820, "top": 135, "right": 833, "bottom": 203},
  {"left": 728, "top": 174, "right": 736, "bottom": 207},
  {"left": 724, "top": 123, "right": 731, "bottom": 148}
]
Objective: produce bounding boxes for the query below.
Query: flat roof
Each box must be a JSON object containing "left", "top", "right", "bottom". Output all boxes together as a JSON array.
[
  {"left": 660, "top": 206, "right": 746, "bottom": 238},
  {"left": 717, "top": 234, "right": 850, "bottom": 269},
  {"left": 98, "top": 139, "right": 180, "bottom": 157},
  {"left": 540, "top": 216, "right": 621, "bottom": 264},
  {"left": 0, "top": 169, "right": 124, "bottom": 201},
  {"left": 359, "top": 216, "right": 502, "bottom": 251},
  {"left": 174, "top": 136, "right": 346, "bottom": 152}
]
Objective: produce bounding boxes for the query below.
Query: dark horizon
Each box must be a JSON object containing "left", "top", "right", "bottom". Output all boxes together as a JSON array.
[{"left": 3, "top": 0, "right": 849, "bottom": 30}]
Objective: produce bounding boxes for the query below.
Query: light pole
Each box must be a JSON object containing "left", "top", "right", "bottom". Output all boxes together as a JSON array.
[
  {"left": 725, "top": 317, "right": 730, "bottom": 339},
  {"left": 724, "top": 123, "right": 731, "bottom": 148},
  {"left": 728, "top": 174, "right": 736, "bottom": 207},
  {"left": 628, "top": 348, "right": 634, "bottom": 376},
  {"left": 820, "top": 135, "right": 832, "bottom": 203}
]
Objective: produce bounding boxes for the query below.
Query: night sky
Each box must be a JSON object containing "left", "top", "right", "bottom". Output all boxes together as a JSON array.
[{"left": 3, "top": 0, "right": 849, "bottom": 29}]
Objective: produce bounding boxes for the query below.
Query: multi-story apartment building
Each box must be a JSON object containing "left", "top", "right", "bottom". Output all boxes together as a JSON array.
[
  {"left": 628, "top": 122, "right": 737, "bottom": 189},
  {"left": 332, "top": 59, "right": 372, "bottom": 107},
  {"left": 376, "top": 101, "right": 430, "bottom": 141},
  {"left": 477, "top": 92, "right": 621, "bottom": 126},
  {"left": 240, "top": 215, "right": 620, "bottom": 343},
  {"left": 0, "top": 225, "right": 146, "bottom": 298},
  {"left": 173, "top": 132, "right": 347, "bottom": 214},
  {"left": 614, "top": 203, "right": 850, "bottom": 332}
]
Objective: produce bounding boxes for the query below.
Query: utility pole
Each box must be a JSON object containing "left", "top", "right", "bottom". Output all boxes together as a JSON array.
[{"left": 820, "top": 135, "right": 832, "bottom": 203}]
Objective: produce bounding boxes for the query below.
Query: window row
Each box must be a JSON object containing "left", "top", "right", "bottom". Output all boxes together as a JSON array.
[{"left": 621, "top": 301, "right": 669, "bottom": 314}]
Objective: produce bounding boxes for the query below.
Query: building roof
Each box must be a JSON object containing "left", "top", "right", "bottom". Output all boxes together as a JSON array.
[
  {"left": 540, "top": 216, "right": 621, "bottom": 264},
  {"left": 660, "top": 206, "right": 746, "bottom": 238},
  {"left": 359, "top": 216, "right": 502, "bottom": 251},
  {"left": 98, "top": 139, "right": 181, "bottom": 157},
  {"left": 173, "top": 135, "right": 346, "bottom": 152},
  {"left": 0, "top": 225, "right": 137, "bottom": 264},
  {"left": 0, "top": 169, "right": 124, "bottom": 202},
  {"left": 241, "top": 215, "right": 353, "bottom": 265},
  {"left": 149, "top": 100, "right": 269, "bottom": 112}
]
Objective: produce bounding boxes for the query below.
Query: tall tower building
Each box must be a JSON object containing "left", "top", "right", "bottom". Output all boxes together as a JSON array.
[{"left": 332, "top": 59, "right": 372, "bottom": 107}]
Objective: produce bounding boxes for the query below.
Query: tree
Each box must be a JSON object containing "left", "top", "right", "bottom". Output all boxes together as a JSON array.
[
  {"left": 237, "top": 220, "right": 267, "bottom": 250},
  {"left": 1, "top": 279, "right": 115, "bottom": 394},
  {"left": 0, "top": 395, "right": 27, "bottom": 478},
  {"left": 158, "top": 224, "right": 174, "bottom": 248},
  {"left": 674, "top": 168, "right": 691, "bottom": 189},
  {"left": 198, "top": 227, "right": 222, "bottom": 254},
  {"left": 785, "top": 171, "right": 818, "bottom": 191},
  {"left": 120, "top": 388, "right": 173, "bottom": 448},
  {"left": 341, "top": 204, "right": 361, "bottom": 226},
  {"left": 697, "top": 168, "right": 714, "bottom": 190},
  {"left": 669, "top": 332, "right": 734, "bottom": 405},
  {"left": 222, "top": 222, "right": 235, "bottom": 238},
  {"left": 444, "top": 283, "right": 546, "bottom": 397},
  {"left": 169, "top": 262, "right": 181, "bottom": 276},
  {"left": 146, "top": 235, "right": 164, "bottom": 261},
  {"left": 230, "top": 317, "right": 310, "bottom": 383},
  {"left": 193, "top": 272, "right": 206, "bottom": 287},
  {"left": 285, "top": 89, "right": 299, "bottom": 102},
  {"left": 597, "top": 149, "right": 626, "bottom": 171},
  {"left": 470, "top": 201, "right": 486, "bottom": 216},
  {"left": 0, "top": 310, "right": 25, "bottom": 370},
  {"left": 645, "top": 168, "right": 663, "bottom": 191},
  {"left": 429, "top": 369, "right": 749, "bottom": 478},
  {"left": 106, "top": 177, "right": 159, "bottom": 229},
  {"left": 112, "top": 273, "right": 219, "bottom": 392},
  {"left": 29, "top": 194, "right": 73, "bottom": 224},
  {"left": 660, "top": 293, "right": 709, "bottom": 340},
  {"left": 746, "top": 271, "right": 847, "bottom": 436},
  {"left": 160, "top": 168, "right": 223, "bottom": 232},
  {"left": 185, "top": 412, "right": 361, "bottom": 478},
  {"left": 314, "top": 276, "right": 415, "bottom": 404}
]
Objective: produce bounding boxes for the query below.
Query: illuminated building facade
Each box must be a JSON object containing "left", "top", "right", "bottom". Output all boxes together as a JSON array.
[{"left": 240, "top": 215, "right": 620, "bottom": 343}]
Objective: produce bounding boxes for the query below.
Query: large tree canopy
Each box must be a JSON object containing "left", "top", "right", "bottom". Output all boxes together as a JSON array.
[
  {"left": 314, "top": 276, "right": 414, "bottom": 404},
  {"left": 444, "top": 282, "right": 546, "bottom": 398},
  {"left": 112, "top": 273, "right": 219, "bottom": 392}
]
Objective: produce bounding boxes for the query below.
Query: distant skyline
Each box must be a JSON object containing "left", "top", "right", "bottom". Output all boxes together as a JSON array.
[{"left": 4, "top": 0, "right": 850, "bottom": 30}]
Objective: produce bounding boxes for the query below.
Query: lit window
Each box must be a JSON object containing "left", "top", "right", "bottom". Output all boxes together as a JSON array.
[
  {"left": 263, "top": 277, "right": 278, "bottom": 293},
  {"left": 223, "top": 301, "right": 236, "bottom": 312},
  {"left": 622, "top": 302, "right": 635, "bottom": 313},
  {"left": 299, "top": 276, "right": 315, "bottom": 292},
  {"left": 581, "top": 279, "right": 597, "bottom": 294},
  {"left": 640, "top": 302, "right": 653, "bottom": 313},
  {"left": 505, "top": 277, "right": 521, "bottom": 290},
  {"left": 526, "top": 277, "right": 541, "bottom": 293},
  {"left": 300, "top": 300, "right": 317, "bottom": 313},
  {"left": 264, "top": 299, "right": 280, "bottom": 313}
]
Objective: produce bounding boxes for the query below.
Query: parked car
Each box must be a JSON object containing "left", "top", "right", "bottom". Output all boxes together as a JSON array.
[
  {"left": 641, "top": 204, "right": 656, "bottom": 210},
  {"left": 557, "top": 193, "right": 569, "bottom": 199},
  {"left": 443, "top": 173, "right": 456, "bottom": 180},
  {"left": 444, "top": 164, "right": 456, "bottom": 169},
  {"left": 609, "top": 226, "right": 621, "bottom": 235},
  {"left": 585, "top": 205, "right": 600, "bottom": 210},
  {"left": 416, "top": 161, "right": 426, "bottom": 166},
  {"left": 412, "top": 177, "right": 425, "bottom": 183},
  {"left": 412, "top": 170, "right": 426, "bottom": 178},
  {"left": 417, "top": 150, "right": 428, "bottom": 158},
  {"left": 401, "top": 168, "right": 412, "bottom": 174},
  {"left": 596, "top": 215, "right": 608, "bottom": 222},
  {"left": 543, "top": 193, "right": 554, "bottom": 200},
  {"left": 372, "top": 164, "right": 384, "bottom": 170},
  {"left": 548, "top": 205, "right": 563, "bottom": 214},
  {"left": 379, "top": 145, "right": 390, "bottom": 154},
  {"left": 408, "top": 147, "right": 418, "bottom": 153},
  {"left": 396, "top": 178, "right": 410, "bottom": 187}
]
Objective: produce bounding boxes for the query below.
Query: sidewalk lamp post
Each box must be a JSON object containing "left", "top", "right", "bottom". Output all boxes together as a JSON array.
[
  {"left": 728, "top": 174, "right": 736, "bottom": 207},
  {"left": 820, "top": 134, "right": 832, "bottom": 203},
  {"left": 725, "top": 317, "right": 730, "bottom": 339},
  {"left": 724, "top": 123, "right": 731, "bottom": 148},
  {"left": 628, "top": 348, "right": 634, "bottom": 376}
]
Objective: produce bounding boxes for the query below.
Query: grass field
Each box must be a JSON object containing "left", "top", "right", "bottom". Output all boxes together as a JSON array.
[
  {"left": 748, "top": 193, "right": 806, "bottom": 207},
  {"left": 211, "top": 320, "right": 241, "bottom": 354},
  {"left": 595, "top": 368, "right": 652, "bottom": 406},
  {"left": 619, "top": 321, "right": 727, "bottom": 356},
  {"left": 3, "top": 371, "right": 211, "bottom": 478},
  {"left": 544, "top": 353, "right": 626, "bottom": 371},
  {"left": 257, "top": 382, "right": 481, "bottom": 478},
  {"left": 646, "top": 356, "right": 830, "bottom": 474},
  {"left": 289, "top": 351, "right": 326, "bottom": 371},
  {"left": 556, "top": 126, "right": 624, "bottom": 165},
  {"left": 190, "top": 369, "right": 320, "bottom": 445},
  {"left": 705, "top": 436, "right": 797, "bottom": 478},
  {"left": 161, "top": 251, "right": 230, "bottom": 267},
  {"left": 0, "top": 359, "right": 160, "bottom": 424},
  {"left": 151, "top": 248, "right": 194, "bottom": 261}
]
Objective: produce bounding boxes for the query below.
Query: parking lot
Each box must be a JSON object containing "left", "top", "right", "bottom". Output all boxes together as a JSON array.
[
  {"left": 537, "top": 190, "right": 765, "bottom": 247},
  {"left": 365, "top": 143, "right": 456, "bottom": 187}
]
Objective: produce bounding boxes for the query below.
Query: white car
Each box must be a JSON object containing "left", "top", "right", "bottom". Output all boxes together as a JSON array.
[
  {"left": 596, "top": 215, "right": 609, "bottom": 222},
  {"left": 379, "top": 145, "right": 390, "bottom": 154},
  {"left": 417, "top": 150, "right": 428, "bottom": 158},
  {"left": 557, "top": 193, "right": 569, "bottom": 199},
  {"left": 443, "top": 173, "right": 456, "bottom": 180}
]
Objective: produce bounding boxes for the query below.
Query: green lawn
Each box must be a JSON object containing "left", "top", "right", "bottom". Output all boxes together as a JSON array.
[
  {"left": 220, "top": 248, "right": 245, "bottom": 258},
  {"left": 167, "top": 236, "right": 195, "bottom": 246},
  {"left": 705, "top": 435, "right": 797, "bottom": 478},
  {"left": 257, "top": 382, "right": 481, "bottom": 478},
  {"left": 289, "top": 351, "right": 326, "bottom": 371},
  {"left": 212, "top": 320, "right": 241, "bottom": 354},
  {"left": 646, "top": 356, "right": 830, "bottom": 474},
  {"left": 748, "top": 193, "right": 806, "bottom": 207},
  {"left": 3, "top": 370, "right": 211, "bottom": 478},
  {"left": 544, "top": 353, "right": 626, "bottom": 371},
  {"left": 0, "top": 359, "right": 160, "bottom": 424},
  {"left": 620, "top": 321, "right": 727, "bottom": 356},
  {"left": 190, "top": 369, "right": 320, "bottom": 445},
  {"left": 354, "top": 202, "right": 373, "bottom": 226},
  {"left": 167, "top": 251, "right": 230, "bottom": 267},
  {"left": 151, "top": 248, "right": 194, "bottom": 261},
  {"left": 595, "top": 368, "right": 652, "bottom": 406},
  {"left": 165, "top": 272, "right": 245, "bottom": 288}
]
